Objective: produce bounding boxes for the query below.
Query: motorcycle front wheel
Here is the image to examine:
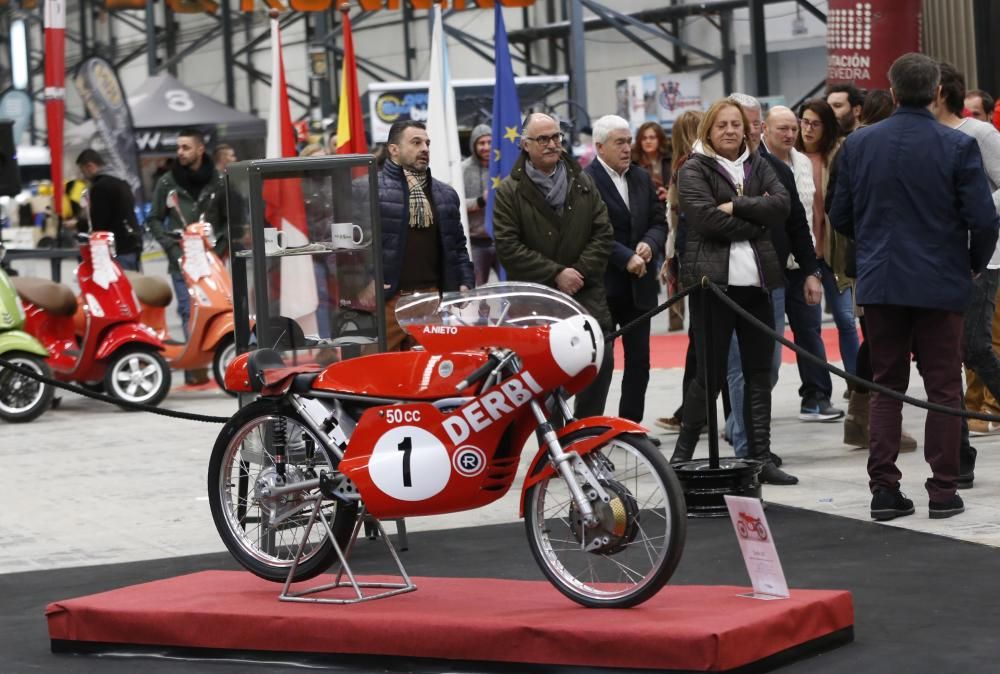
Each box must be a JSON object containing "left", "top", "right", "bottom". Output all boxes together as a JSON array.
[
  {"left": 0, "top": 352, "right": 54, "bottom": 423},
  {"left": 524, "top": 429, "right": 687, "bottom": 608},
  {"left": 208, "top": 399, "right": 359, "bottom": 583}
]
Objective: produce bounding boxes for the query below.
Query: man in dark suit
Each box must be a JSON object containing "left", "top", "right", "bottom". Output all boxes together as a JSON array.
[
  {"left": 585, "top": 115, "right": 667, "bottom": 430},
  {"left": 831, "top": 53, "right": 1000, "bottom": 521}
]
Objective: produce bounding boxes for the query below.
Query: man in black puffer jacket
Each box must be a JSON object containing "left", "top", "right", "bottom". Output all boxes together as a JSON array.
[{"left": 360, "top": 120, "right": 474, "bottom": 350}]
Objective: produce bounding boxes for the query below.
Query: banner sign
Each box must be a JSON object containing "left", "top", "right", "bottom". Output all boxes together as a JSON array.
[
  {"left": 74, "top": 57, "right": 144, "bottom": 204},
  {"left": 827, "top": 0, "right": 922, "bottom": 89},
  {"left": 369, "top": 89, "right": 429, "bottom": 144},
  {"left": 616, "top": 72, "right": 702, "bottom": 131},
  {"left": 724, "top": 495, "right": 790, "bottom": 600},
  {"left": 101, "top": 0, "right": 535, "bottom": 14}
]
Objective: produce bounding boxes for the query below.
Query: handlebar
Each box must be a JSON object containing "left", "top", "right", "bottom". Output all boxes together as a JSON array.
[{"left": 455, "top": 352, "right": 503, "bottom": 391}]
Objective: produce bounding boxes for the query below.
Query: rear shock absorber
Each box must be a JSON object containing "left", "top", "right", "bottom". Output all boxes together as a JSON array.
[{"left": 272, "top": 415, "right": 287, "bottom": 481}]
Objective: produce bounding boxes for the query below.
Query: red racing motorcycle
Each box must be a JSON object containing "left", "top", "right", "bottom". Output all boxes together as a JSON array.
[{"left": 209, "top": 283, "right": 686, "bottom": 608}]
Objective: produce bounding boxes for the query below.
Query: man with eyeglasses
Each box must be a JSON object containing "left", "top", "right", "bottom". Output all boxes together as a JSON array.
[{"left": 493, "top": 112, "right": 615, "bottom": 418}]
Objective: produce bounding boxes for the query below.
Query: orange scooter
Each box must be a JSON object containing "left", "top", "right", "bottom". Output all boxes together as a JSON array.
[{"left": 132, "top": 191, "right": 237, "bottom": 393}]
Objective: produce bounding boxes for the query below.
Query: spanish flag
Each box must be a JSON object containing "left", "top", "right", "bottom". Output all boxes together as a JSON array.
[{"left": 335, "top": 7, "right": 368, "bottom": 155}]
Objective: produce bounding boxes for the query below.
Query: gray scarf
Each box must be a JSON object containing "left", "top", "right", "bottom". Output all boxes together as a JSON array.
[{"left": 525, "top": 159, "right": 568, "bottom": 215}]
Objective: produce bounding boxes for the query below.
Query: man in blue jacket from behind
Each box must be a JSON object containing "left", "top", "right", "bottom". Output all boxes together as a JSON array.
[{"left": 831, "top": 53, "right": 1000, "bottom": 522}]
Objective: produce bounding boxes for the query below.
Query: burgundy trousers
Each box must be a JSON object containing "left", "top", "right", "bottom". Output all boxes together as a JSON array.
[{"left": 865, "top": 304, "right": 964, "bottom": 502}]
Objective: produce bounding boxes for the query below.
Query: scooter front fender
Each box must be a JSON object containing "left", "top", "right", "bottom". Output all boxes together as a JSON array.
[
  {"left": 519, "top": 416, "right": 648, "bottom": 518},
  {"left": 95, "top": 323, "right": 164, "bottom": 361},
  {"left": 0, "top": 330, "right": 50, "bottom": 359}
]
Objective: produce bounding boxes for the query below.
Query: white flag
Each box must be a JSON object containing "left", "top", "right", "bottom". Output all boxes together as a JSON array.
[{"left": 426, "top": 5, "right": 470, "bottom": 252}]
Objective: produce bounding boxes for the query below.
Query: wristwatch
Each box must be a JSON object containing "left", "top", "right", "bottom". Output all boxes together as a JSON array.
[{"left": 810, "top": 268, "right": 823, "bottom": 280}]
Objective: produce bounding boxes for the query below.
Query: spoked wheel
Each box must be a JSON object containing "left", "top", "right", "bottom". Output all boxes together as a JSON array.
[
  {"left": 212, "top": 335, "right": 237, "bottom": 397},
  {"left": 104, "top": 347, "right": 171, "bottom": 408},
  {"left": 525, "top": 430, "right": 687, "bottom": 608},
  {"left": 208, "top": 399, "right": 359, "bottom": 583},
  {"left": 0, "top": 353, "right": 54, "bottom": 423}
]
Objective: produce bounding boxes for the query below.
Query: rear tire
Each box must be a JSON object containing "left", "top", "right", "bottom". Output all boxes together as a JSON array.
[
  {"left": 524, "top": 429, "right": 686, "bottom": 608},
  {"left": 0, "top": 353, "right": 54, "bottom": 423},
  {"left": 212, "top": 334, "right": 237, "bottom": 397},
  {"left": 208, "top": 399, "right": 359, "bottom": 583}
]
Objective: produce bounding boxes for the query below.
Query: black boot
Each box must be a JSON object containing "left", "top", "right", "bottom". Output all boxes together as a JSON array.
[
  {"left": 670, "top": 423, "right": 700, "bottom": 464},
  {"left": 670, "top": 376, "right": 708, "bottom": 464},
  {"left": 746, "top": 372, "right": 799, "bottom": 485}
]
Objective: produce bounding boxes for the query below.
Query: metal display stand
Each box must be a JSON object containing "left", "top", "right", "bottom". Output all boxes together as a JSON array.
[
  {"left": 279, "top": 501, "right": 416, "bottom": 605},
  {"left": 224, "top": 154, "right": 387, "bottom": 370}
]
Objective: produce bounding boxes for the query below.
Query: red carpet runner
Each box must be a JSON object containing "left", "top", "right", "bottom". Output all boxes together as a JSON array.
[{"left": 47, "top": 572, "right": 853, "bottom": 671}]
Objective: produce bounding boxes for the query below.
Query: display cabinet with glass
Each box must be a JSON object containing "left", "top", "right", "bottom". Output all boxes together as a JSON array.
[{"left": 225, "top": 155, "right": 385, "bottom": 367}]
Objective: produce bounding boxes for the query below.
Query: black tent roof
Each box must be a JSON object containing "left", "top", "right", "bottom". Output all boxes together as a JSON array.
[{"left": 127, "top": 74, "right": 265, "bottom": 140}]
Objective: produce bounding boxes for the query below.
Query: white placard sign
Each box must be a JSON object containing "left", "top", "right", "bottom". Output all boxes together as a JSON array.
[{"left": 724, "top": 495, "right": 790, "bottom": 600}]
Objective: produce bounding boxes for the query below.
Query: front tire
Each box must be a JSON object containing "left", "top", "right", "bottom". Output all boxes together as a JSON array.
[
  {"left": 104, "top": 347, "right": 171, "bottom": 408},
  {"left": 208, "top": 399, "right": 359, "bottom": 583},
  {"left": 0, "top": 353, "right": 54, "bottom": 423},
  {"left": 524, "top": 430, "right": 686, "bottom": 608}
]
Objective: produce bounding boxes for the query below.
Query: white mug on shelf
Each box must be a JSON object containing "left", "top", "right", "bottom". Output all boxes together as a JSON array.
[
  {"left": 331, "top": 221, "right": 364, "bottom": 249},
  {"left": 262, "top": 227, "right": 286, "bottom": 255}
]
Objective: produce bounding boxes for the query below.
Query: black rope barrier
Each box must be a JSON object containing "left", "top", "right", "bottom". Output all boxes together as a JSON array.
[
  {"left": 0, "top": 357, "right": 231, "bottom": 423},
  {"left": 703, "top": 279, "right": 1000, "bottom": 423},
  {"left": 604, "top": 285, "right": 696, "bottom": 342}
]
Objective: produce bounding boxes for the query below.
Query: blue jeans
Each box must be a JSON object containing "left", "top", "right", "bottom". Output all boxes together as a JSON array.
[
  {"left": 819, "top": 260, "right": 859, "bottom": 376},
  {"left": 784, "top": 268, "right": 833, "bottom": 401},
  {"left": 116, "top": 252, "right": 141, "bottom": 272},
  {"left": 726, "top": 287, "right": 784, "bottom": 457},
  {"left": 170, "top": 272, "right": 190, "bottom": 340}
]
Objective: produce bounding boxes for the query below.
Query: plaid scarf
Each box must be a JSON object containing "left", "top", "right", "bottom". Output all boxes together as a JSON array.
[{"left": 404, "top": 168, "right": 433, "bottom": 229}]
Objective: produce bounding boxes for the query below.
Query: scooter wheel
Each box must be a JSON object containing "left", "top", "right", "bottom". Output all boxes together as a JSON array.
[
  {"left": 0, "top": 353, "right": 54, "bottom": 423},
  {"left": 212, "top": 335, "right": 238, "bottom": 397},
  {"left": 105, "top": 347, "right": 171, "bottom": 408}
]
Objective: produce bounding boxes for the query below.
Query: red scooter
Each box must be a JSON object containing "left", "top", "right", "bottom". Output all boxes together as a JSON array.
[{"left": 13, "top": 232, "right": 172, "bottom": 407}]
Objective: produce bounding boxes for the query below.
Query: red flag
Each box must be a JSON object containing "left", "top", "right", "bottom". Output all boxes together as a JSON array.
[
  {"left": 44, "top": 0, "right": 66, "bottom": 218},
  {"left": 265, "top": 14, "right": 318, "bottom": 325},
  {"left": 335, "top": 8, "right": 368, "bottom": 155}
]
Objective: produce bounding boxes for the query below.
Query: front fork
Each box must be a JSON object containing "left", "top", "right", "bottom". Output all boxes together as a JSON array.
[{"left": 529, "top": 397, "right": 611, "bottom": 530}]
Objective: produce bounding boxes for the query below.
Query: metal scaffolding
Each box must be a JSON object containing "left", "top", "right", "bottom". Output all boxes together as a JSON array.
[{"left": 2, "top": 0, "right": 834, "bottom": 145}]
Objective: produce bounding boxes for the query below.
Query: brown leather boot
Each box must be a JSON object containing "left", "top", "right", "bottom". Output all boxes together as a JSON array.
[{"left": 844, "top": 391, "right": 869, "bottom": 448}]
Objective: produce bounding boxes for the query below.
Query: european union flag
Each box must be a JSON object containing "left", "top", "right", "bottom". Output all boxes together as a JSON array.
[{"left": 484, "top": 3, "right": 522, "bottom": 243}]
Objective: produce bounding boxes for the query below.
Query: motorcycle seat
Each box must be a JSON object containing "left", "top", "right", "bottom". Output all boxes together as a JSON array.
[
  {"left": 247, "top": 348, "right": 322, "bottom": 394},
  {"left": 124, "top": 272, "right": 173, "bottom": 308},
  {"left": 11, "top": 277, "right": 77, "bottom": 317}
]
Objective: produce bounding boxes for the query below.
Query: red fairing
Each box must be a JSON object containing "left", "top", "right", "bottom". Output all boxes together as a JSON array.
[{"left": 313, "top": 350, "right": 489, "bottom": 399}]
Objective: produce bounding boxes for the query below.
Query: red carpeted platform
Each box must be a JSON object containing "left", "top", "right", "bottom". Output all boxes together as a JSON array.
[
  {"left": 623, "top": 326, "right": 852, "bottom": 371},
  {"left": 47, "top": 571, "right": 853, "bottom": 671}
]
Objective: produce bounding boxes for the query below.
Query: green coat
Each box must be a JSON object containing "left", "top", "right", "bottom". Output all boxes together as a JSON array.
[
  {"left": 493, "top": 152, "right": 614, "bottom": 330},
  {"left": 146, "top": 166, "right": 226, "bottom": 273}
]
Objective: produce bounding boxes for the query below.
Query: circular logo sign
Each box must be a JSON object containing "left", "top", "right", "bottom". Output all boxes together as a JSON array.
[
  {"left": 437, "top": 359, "right": 454, "bottom": 378},
  {"left": 368, "top": 426, "right": 450, "bottom": 501},
  {"left": 453, "top": 446, "right": 486, "bottom": 477}
]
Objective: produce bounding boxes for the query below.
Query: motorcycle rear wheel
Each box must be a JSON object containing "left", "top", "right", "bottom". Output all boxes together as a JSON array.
[
  {"left": 208, "top": 399, "right": 359, "bottom": 583},
  {"left": 524, "top": 429, "right": 686, "bottom": 608},
  {"left": 0, "top": 352, "right": 54, "bottom": 423}
]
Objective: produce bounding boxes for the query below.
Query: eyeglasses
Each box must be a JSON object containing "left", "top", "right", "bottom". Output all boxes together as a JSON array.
[
  {"left": 799, "top": 118, "right": 823, "bottom": 130},
  {"left": 523, "top": 132, "right": 564, "bottom": 146}
]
